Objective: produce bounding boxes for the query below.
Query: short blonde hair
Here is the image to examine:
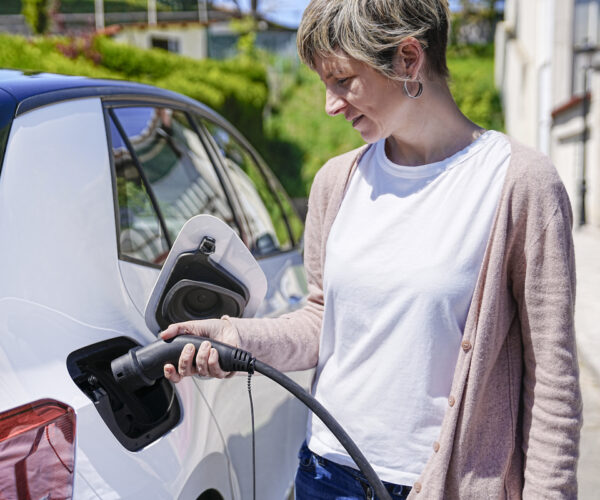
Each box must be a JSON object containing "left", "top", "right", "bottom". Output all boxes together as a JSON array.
[{"left": 297, "top": 0, "right": 451, "bottom": 80}]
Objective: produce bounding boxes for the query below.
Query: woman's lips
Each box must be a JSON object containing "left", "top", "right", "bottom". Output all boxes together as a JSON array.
[{"left": 352, "top": 115, "right": 363, "bottom": 127}]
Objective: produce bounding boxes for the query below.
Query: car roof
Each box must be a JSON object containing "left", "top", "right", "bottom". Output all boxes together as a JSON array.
[{"left": 0, "top": 69, "right": 213, "bottom": 118}]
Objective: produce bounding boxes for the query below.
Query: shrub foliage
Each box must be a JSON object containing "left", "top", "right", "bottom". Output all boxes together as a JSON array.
[
  {"left": 0, "top": 33, "right": 268, "bottom": 148},
  {"left": 21, "top": 0, "right": 50, "bottom": 34}
]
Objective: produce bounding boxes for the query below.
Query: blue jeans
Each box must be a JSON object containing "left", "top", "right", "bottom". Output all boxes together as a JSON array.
[{"left": 294, "top": 442, "right": 412, "bottom": 500}]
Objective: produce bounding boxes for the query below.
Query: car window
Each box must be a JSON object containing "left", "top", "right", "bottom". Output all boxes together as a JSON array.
[
  {"left": 198, "top": 118, "right": 302, "bottom": 255},
  {"left": 112, "top": 107, "right": 238, "bottom": 247},
  {"left": 109, "top": 114, "right": 170, "bottom": 265}
]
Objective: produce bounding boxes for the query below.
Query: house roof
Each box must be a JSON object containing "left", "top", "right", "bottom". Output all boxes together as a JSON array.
[{"left": 551, "top": 92, "right": 591, "bottom": 119}]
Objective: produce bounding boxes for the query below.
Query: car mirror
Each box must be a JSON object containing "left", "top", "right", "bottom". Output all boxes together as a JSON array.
[{"left": 144, "top": 215, "right": 267, "bottom": 333}]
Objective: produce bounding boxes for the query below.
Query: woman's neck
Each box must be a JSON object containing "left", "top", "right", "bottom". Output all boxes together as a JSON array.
[{"left": 386, "top": 80, "right": 486, "bottom": 166}]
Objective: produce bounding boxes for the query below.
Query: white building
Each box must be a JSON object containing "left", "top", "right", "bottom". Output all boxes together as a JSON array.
[
  {"left": 495, "top": 0, "right": 600, "bottom": 227},
  {"left": 109, "top": 21, "right": 209, "bottom": 60},
  {"left": 107, "top": 15, "right": 297, "bottom": 61}
]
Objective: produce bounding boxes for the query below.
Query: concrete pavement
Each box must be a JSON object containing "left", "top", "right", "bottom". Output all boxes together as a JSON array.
[{"left": 573, "top": 226, "right": 600, "bottom": 499}]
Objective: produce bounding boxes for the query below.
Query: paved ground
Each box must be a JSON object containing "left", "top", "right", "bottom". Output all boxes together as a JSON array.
[{"left": 573, "top": 226, "right": 600, "bottom": 499}]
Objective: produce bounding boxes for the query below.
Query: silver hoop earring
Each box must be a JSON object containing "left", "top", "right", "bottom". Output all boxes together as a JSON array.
[{"left": 403, "top": 80, "right": 423, "bottom": 99}]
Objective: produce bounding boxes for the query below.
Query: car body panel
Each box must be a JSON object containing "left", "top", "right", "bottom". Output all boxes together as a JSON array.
[{"left": 0, "top": 72, "right": 310, "bottom": 499}]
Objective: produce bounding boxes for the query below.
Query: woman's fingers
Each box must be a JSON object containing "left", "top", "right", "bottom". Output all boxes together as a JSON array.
[
  {"left": 159, "top": 322, "right": 186, "bottom": 340},
  {"left": 164, "top": 363, "right": 181, "bottom": 383},
  {"left": 166, "top": 341, "right": 230, "bottom": 380},
  {"left": 160, "top": 319, "right": 237, "bottom": 380},
  {"left": 178, "top": 343, "right": 197, "bottom": 376},
  {"left": 207, "top": 347, "right": 229, "bottom": 379},
  {"left": 194, "top": 341, "right": 211, "bottom": 376}
]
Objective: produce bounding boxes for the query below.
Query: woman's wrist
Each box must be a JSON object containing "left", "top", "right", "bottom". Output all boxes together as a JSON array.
[{"left": 219, "top": 315, "right": 242, "bottom": 349}]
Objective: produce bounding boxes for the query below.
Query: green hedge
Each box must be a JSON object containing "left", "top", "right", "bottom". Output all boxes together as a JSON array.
[
  {"left": 0, "top": 33, "right": 268, "bottom": 147},
  {"left": 0, "top": 33, "right": 116, "bottom": 78},
  {"left": 448, "top": 51, "right": 504, "bottom": 132},
  {"left": 92, "top": 37, "right": 268, "bottom": 144}
]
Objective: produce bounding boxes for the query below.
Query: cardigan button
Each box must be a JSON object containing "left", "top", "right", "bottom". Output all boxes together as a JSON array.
[
  {"left": 433, "top": 441, "right": 440, "bottom": 452},
  {"left": 414, "top": 482, "right": 422, "bottom": 493},
  {"left": 461, "top": 340, "right": 472, "bottom": 352},
  {"left": 448, "top": 395, "right": 456, "bottom": 407}
]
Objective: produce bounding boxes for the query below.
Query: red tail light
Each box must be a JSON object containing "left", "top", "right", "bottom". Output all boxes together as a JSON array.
[{"left": 0, "top": 399, "right": 76, "bottom": 500}]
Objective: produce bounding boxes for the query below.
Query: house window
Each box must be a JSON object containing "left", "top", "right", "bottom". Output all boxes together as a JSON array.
[
  {"left": 573, "top": 0, "right": 600, "bottom": 94},
  {"left": 574, "top": 0, "right": 599, "bottom": 47},
  {"left": 151, "top": 37, "right": 180, "bottom": 53}
]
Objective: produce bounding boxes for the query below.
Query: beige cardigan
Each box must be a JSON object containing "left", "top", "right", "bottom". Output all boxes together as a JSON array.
[{"left": 230, "top": 137, "right": 582, "bottom": 499}]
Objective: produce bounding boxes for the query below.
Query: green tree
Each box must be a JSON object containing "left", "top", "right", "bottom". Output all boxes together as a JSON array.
[{"left": 22, "top": 0, "right": 50, "bottom": 34}]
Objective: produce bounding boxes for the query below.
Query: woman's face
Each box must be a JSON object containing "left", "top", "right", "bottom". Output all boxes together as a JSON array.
[{"left": 314, "top": 51, "right": 407, "bottom": 144}]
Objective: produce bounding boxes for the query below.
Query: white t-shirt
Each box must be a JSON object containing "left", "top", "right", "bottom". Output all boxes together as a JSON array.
[{"left": 306, "top": 131, "right": 511, "bottom": 485}]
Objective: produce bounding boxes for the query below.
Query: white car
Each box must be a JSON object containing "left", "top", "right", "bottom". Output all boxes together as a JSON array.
[{"left": 0, "top": 70, "right": 310, "bottom": 499}]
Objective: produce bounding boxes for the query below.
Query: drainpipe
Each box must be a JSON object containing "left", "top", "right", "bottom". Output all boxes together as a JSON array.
[
  {"left": 578, "top": 44, "right": 598, "bottom": 226},
  {"left": 580, "top": 64, "right": 589, "bottom": 226}
]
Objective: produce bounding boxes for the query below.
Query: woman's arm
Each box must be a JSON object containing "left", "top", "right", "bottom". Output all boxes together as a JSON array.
[
  {"left": 225, "top": 164, "right": 328, "bottom": 371},
  {"left": 513, "top": 182, "right": 582, "bottom": 498},
  {"left": 162, "top": 162, "right": 333, "bottom": 378}
]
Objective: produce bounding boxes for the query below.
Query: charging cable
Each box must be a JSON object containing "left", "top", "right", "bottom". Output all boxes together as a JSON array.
[{"left": 111, "top": 335, "right": 393, "bottom": 500}]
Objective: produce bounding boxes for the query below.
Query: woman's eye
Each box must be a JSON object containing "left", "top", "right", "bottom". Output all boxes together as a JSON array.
[{"left": 337, "top": 77, "right": 350, "bottom": 86}]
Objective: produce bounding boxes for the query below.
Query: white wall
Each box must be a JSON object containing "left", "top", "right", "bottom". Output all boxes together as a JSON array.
[
  {"left": 113, "top": 25, "right": 208, "bottom": 60},
  {"left": 497, "top": 0, "right": 600, "bottom": 227}
]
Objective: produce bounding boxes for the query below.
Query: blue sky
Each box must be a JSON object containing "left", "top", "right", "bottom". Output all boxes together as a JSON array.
[{"left": 217, "top": 1, "right": 463, "bottom": 28}]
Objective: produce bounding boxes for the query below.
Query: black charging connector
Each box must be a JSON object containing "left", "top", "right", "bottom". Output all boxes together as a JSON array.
[
  {"left": 110, "top": 336, "right": 393, "bottom": 500},
  {"left": 111, "top": 336, "right": 253, "bottom": 392}
]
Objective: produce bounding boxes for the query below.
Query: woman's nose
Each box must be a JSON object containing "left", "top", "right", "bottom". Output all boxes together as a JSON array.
[{"left": 325, "top": 89, "right": 345, "bottom": 116}]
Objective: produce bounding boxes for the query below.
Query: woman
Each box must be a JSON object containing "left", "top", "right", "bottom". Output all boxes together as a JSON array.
[{"left": 162, "top": 0, "right": 582, "bottom": 498}]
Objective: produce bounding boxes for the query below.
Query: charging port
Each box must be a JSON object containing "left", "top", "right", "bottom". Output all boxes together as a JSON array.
[{"left": 67, "top": 337, "right": 180, "bottom": 451}]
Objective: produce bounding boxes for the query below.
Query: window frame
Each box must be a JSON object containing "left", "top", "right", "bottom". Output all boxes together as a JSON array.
[
  {"left": 0, "top": 89, "right": 16, "bottom": 178},
  {"left": 192, "top": 114, "right": 302, "bottom": 255},
  {"left": 103, "top": 97, "right": 246, "bottom": 268}
]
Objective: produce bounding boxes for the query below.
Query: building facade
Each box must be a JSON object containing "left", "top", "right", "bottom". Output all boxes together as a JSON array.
[{"left": 495, "top": 0, "right": 600, "bottom": 227}]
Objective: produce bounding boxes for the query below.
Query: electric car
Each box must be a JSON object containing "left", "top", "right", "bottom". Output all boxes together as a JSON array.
[{"left": 0, "top": 70, "right": 311, "bottom": 499}]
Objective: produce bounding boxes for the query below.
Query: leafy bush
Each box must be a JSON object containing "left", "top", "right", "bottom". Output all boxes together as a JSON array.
[
  {"left": 263, "top": 65, "right": 363, "bottom": 197},
  {"left": 0, "top": 33, "right": 116, "bottom": 77},
  {"left": 92, "top": 37, "right": 268, "bottom": 145},
  {"left": 22, "top": 0, "right": 50, "bottom": 34},
  {"left": 448, "top": 49, "right": 504, "bottom": 131},
  {"left": 0, "top": 33, "right": 269, "bottom": 149}
]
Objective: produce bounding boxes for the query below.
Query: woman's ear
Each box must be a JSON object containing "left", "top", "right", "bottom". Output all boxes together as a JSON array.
[{"left": 393, "top": 37, "right": 425, "bottom": 79}]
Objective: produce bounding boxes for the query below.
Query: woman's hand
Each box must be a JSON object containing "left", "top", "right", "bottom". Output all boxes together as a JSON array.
[{"left": 160, "top": 318, "right": 240, "bottom": 381}]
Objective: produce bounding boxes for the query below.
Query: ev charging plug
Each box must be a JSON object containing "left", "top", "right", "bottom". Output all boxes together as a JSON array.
[
  {"left": 111, "top": 335, "right": 253, "bottom": 392},
  {"left": 110, "top": 336, "right": 393, "bottom": 500}
]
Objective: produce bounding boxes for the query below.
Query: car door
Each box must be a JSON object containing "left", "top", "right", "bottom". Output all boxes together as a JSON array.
[{"left": 105, "top": 101, "right": 310, "bottom": 500}]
